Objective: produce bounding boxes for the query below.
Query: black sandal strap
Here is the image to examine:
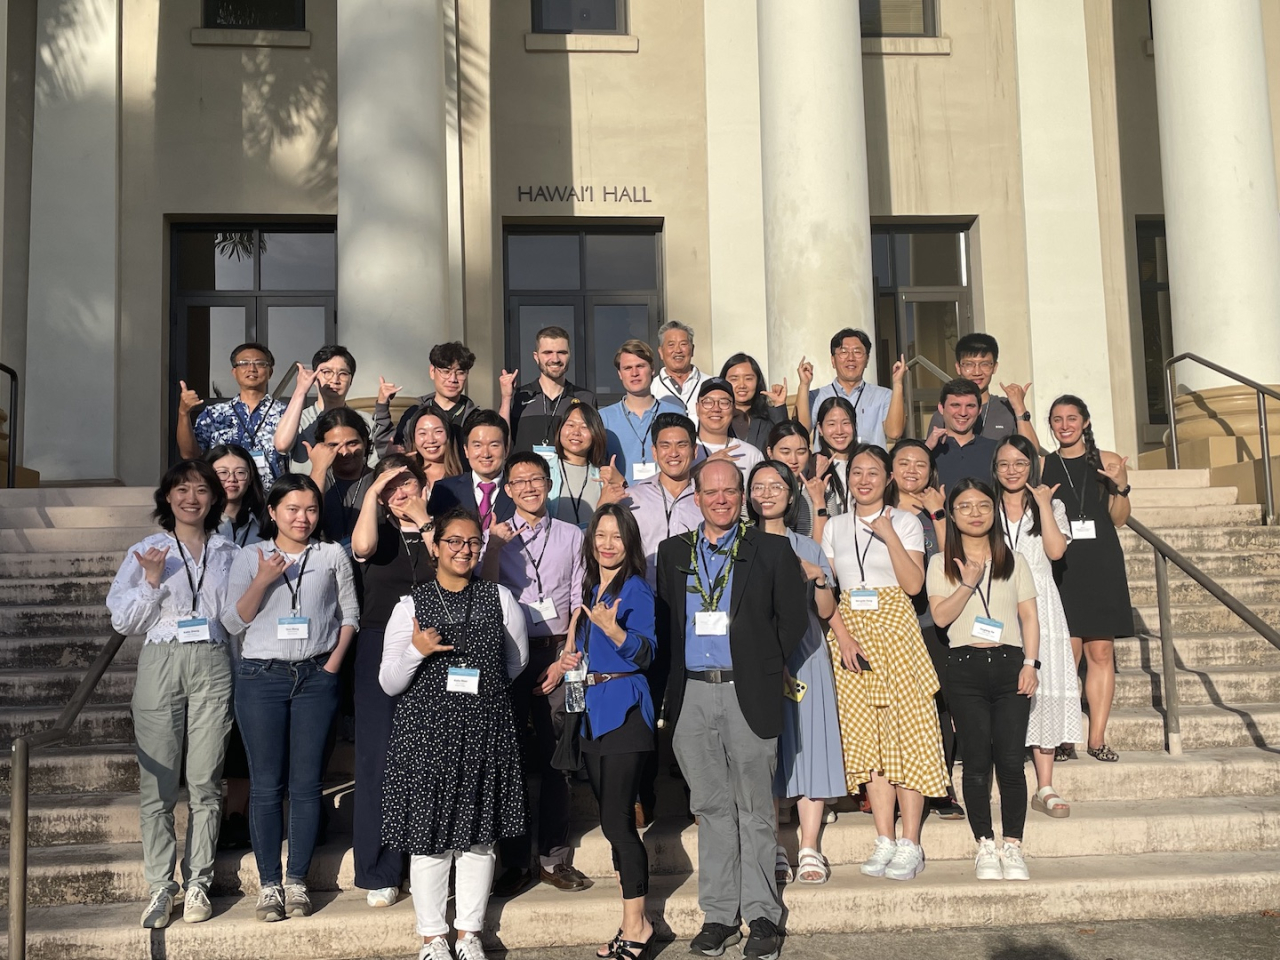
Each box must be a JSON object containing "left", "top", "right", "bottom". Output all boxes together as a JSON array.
[{"left": 613, "top": 936, "right": 653, "bottom": 960}]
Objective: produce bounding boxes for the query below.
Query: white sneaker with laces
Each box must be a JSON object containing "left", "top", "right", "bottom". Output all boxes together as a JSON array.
[
  {"left": 140, "top": 890, "right": 173, "bottom": 929},
  {"left": 455, "top": 933, "right": 488, "bottom": 960},
  {"left": 883, "top": 838, "right": 925, "bottom": 881},
  {"left": 183, "top": 886, "right": 212, "bottom": 923},
  {"left": 860, "top": 835, "right": 898, "bottom": 877},
  {"left": 975, "top": 838, "right": 1002, "bottom": 880},
  {"left": 1001, "top": 841, "right": 1030, "bottom": 881},
  {"left": 418, "top": 938, "right": 454, "bottom": 960},
  {"left": 366, "top": 885, "right": 399, "bottom": 907},
  {"left": 255, "top": 884, "right": 285, "bottom": 922},
  {"left": 284, "top": 881, "right": 311, "bottom": 918}
]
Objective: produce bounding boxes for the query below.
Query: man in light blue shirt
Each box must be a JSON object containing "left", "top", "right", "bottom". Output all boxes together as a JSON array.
[
  {"left": 600, "top": 338, "right": 684, "bottom": 484},
  {"left": 797, "top": 327, "right": 906, "bottom": 450}
]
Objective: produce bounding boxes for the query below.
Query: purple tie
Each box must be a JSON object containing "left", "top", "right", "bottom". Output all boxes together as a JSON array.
[{"left": 478, "top": 481, "right": 496, "bottom": 530}]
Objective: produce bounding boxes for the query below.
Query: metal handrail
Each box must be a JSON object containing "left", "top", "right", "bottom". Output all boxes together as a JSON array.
[
  {"left": 905, "top": 354, "right": 951, "bottom": 384},
  {"left": 271, "top": 360, "right": 303, "bottom": 401},
  {"left": 0, "top": 362, "right": 18, "bottom": 488},
  {"left": 1124, "top": 517, "right": 1280, "bottom": 757},
  {"left": 8, "top": 630, "right": 127, "bottom": 960},
  {"left": 1165, "top": 352, "right": 1280, "bottom": 524}
]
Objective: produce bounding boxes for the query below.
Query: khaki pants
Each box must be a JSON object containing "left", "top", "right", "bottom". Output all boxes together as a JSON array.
[{"left": 132, "top": 642, "right": 233, "bottom": 896}]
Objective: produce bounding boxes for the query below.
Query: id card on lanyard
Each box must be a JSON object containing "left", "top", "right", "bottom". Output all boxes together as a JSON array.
[
  {"left": 277, "top": 547, "right": 312, "bottom": 640},
  {"left": 437, "top": 581, "right": 480, "bottom": 694},
  {"left": 848, "top": 512, "right": 881, "bottom": 609},
  {"left": 173, "top": 537, "right": 211, "bottom": 642},
  {"left": 971, "top": 561, "right": 1004, "bottom": 643}
]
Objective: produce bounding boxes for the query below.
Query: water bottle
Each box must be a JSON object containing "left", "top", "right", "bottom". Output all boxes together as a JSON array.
[{"left": 564, "top": 653, "right": 588, "bottom": 714}]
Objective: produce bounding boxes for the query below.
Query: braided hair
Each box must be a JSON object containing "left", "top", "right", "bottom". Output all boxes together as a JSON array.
[{"left": 1050, "top": 394, "right": 1106, "bottom": 502}]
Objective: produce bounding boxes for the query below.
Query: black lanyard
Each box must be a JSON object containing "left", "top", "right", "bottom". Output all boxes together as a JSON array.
[
  {"left": 660, "top": 481, "right": 692, "bottom": 538},
  {"left": 172, "top": 536, "right": 208, "bottom": 615},
  {"left": 851, "top": 511, "right": 880, "bottom": 586},
  {"left": 434, "top": 579, "right": 476, "bottom": 657},
  {"left": 974, "top": 560, "right": 995, "bottom": 620},
  {"left": 1055, "top": 453, "right": 1089, "bottom": 521},
  {"left": 516, "top": 518, "right": 553, "bottom": 596},
  {"left": 280, "top": 546, "right": 311, "bottom": 613},
  {"left": 1000, "top": 503, "right": 1023, "bottom": 552},
  {"left": 232, "top": 397, "right": 270, "bottom": 447},
  {"left": 622, "top": 403, "right": 654, "bottom": 463},
  {"left": 337, "top": 473, "right": 372, "bottom": 538},
  {"left": 540, "top": 390, "right": 566, "bottom": 444},
  {"left": 660, "top": 369, "right": 701, "bottom": 412},
  {"left": 398, "top": 528, "right": 426, "bottom": 588},
  {"left": 825, "top": 460, "right": 850, "bottom": 512},
  {"left": 558, "top": 461, "right": 592, "bottom": 523}
]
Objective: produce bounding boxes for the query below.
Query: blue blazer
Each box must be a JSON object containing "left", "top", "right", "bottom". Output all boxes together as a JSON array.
[
  {"left": 576, "top": 575, "right": 656, "bottom": 739},
  {"left": 427, "top": 473, "right": 517, "bottom": 525}
]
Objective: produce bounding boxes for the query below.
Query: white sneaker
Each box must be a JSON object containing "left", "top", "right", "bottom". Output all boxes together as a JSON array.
[
  {"left": 418, "top": 938, "right": 454, "bottom": 960},
  {"left": 1001, "top": 841, "right": 1030, "bottom": 881},
  {"left": 975, "top": 838, "right": 1002, "bottom": 880},
  {"left": 366, "top": 885, "right": 399, "bottom": 907},
  {"left": 183, "top": 886, "right": 212, "bottom": 923},
  {"left": 883, "top": 838, "right": 925, "bottom": 881},
  {"left": 455, "top": 933, "right": 488, "bottom": 960},
  {"left": 284, "top": 881, "right": 311, "bottom": 918},
  {"left": 860, "top": 835, "right": 898, "bottom": 877},
  {"left": 140, "top": 889, "right": 173, "bottom": 928}
]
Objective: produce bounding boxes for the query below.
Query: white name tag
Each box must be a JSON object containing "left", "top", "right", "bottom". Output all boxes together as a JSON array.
[
  {"left": 633, "top": 462, "right": 658, "bottom": 480},
  {"left": 1070, "top": 520, "right": 1097, "bottom": 540},
  {"left": 848, "top": 589, "right": 879, "bottom": 611},
  {"left": 695, "top": 610, "right": 729, "bottom": 635},
  {"left": 250, "top": 448, "right": 270, "bottom": 473},
  {"left": 277, "top": 616, "right": 310, "bottom": 640},
  {"left": 972, "top": 617, "right": 1004, "bottom": 643},
  {"left": 529, "top": 596, "right": 558, "bottom": 625},
  {"left": 446, "top": 665, "right": 481, "bottom": 694},
  {"left": 177, "top": 617, "right": 211, "bottom": 642}
]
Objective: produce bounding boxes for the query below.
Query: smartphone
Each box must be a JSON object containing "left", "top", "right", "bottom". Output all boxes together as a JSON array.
[{"left": 852, "top": 654, "right": 872, "bottom": 672}]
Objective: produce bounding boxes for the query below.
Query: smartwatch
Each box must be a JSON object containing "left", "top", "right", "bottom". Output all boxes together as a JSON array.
[
  {"left": 1116, "top": 484, "right": 1132, "bottom": 497},
  {"left": 1023, "top": 658, "right": 1041, "bottom": 670},
  {"left": 929, "top": 508, "right": 945, "bottom": 521},
  {"left": 1018, "top": 411, "right": 1032, "bottom": 422},
  {"left": 816, "top": 508, "right": 829, "bottom": 517}
]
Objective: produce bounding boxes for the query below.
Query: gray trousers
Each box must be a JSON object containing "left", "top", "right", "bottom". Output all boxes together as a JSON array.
[
  {"left": 672, "top": 679, "right": 782, "bottom": 926},
  {"left": 131, "top": 642, "right": 233, "bottom": 896}
]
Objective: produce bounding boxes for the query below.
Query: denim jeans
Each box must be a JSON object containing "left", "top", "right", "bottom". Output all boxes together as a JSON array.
[{"left": 235, "top": 654, "right": 340, "bottom": 886}]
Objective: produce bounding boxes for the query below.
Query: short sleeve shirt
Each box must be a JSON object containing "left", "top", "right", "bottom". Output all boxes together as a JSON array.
[
  {"left": 821, "top": 507, "right": 924, "bottom": 590},
  {"left": 925, "top": 552, "right": 1037, "bottom": 648}
]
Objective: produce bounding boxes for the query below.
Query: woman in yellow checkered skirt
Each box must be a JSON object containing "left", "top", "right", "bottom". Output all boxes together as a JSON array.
[{"left": 820, "top": 445, "right": 949, "bottom": 882}]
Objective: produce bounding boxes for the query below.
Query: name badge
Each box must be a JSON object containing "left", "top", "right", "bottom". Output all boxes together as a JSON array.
[
  {"left": 848, "top": 589, "right": 879, "bottom": 611},
  {"left": 446, "top": 665, "right": 481, "bottom": 694},
  {"left": 972, "top": 617, "right": 1004, "bottom": 643},
  {"left": 249, "top": 448, "right": 270, "bottom": 473},
  {"left": 529, "top": 596, "right": 558, "bottom": 625},
  {"left": 1070, "top": 520, "right": 1097, "bottom": 540},
  {"left": 277, "top": 616, "right": 310, "bottom": 640},
  {"left": 695, "top": 610, "right": 729, "bottom": 636},
  {"left": 633, "top": 462, "right": 658, "bottom": 480},
  {"left": 177, "top": 617, "right": 211, "bottom": 642}
]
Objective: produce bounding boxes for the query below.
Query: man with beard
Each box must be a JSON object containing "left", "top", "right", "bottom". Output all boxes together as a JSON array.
[
  {"left": 929, "top": 378, "right": 999, "bottom": 490},
  {"left": 501, "top": 326, "right": 596, "bottom": 455}
]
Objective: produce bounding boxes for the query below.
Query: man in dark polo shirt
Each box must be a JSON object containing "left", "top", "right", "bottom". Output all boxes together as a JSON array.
[
  {"left": 926, "top": 333, "right": 1042, "bottom": 449},
  {"left": 928, "top": 378, "right": 998, "bottom": 490},
  {"left": 502, "top": 325, "right": 596, "bottom": 455}
]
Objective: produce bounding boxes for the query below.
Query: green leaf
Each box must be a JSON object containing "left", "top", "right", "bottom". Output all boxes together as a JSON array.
[{"left": 685, "top": 585, "right": 702, "bottom": 594}]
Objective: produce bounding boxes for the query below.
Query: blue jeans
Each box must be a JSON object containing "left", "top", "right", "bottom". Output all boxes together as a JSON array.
[{"left": 235, "top": 655, "right": 340, "bottom": 886}]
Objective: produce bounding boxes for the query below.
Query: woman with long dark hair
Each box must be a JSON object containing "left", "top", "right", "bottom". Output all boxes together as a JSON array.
[
  {"left": 108, "top": 459, "right": 234, "bottom": 929},
  {"left": 927, "top": 479, "right": 1040, "bottom": 881},
  {"left": 548, "top": 504, "right": 656, "bottom": 960},
  {"left": 548, "top": 398, "right": 608, "bottom": 528},
  {"left": 306, "top": 406, "right": 376, "bottom": 550},
  {"left": 1041, "top": 395, "right": 1132, "bottom": 763},
  {"left": 813, "top": 396, "right": 858, "bottom": 518},
  {"left": 404, "top": 406, "right": 464, "bottom": 488},
  {"left": 720, "top": 353, "right": 788, "bottom": 451},
  {"left": 746, "top": 460, "right": 844, "bottom": 885},
  {"left": 766, "top": 420, "right": 830, "bottom": 542},
  {"left": 206, "top": 443, "right": 266, "bottom": 547}
]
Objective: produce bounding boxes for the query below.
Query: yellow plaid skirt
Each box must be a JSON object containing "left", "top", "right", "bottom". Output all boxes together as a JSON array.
[{"left": 826, "top": 586, "right": 950, "bottom": 797}]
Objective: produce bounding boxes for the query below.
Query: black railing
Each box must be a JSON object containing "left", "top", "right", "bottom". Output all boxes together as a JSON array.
[{"left": 0, "top": 361, "right": 18, "bottom": 488}]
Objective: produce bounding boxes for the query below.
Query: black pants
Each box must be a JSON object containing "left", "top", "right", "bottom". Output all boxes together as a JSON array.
[
  {"left": 584, "top": 749, "right": 651, "bottom": 899},
  {"left": 920, "top": 623, "right": 957, "bottom": 779},
  {"left": 352, "top": 626, "right": 407, "bottom": 889},
  {"left": 947, "top": 645, "right": 1031, "bottom": 842},
  {"left": 498, "top": 642, "right": 571, "bottom": 872}
]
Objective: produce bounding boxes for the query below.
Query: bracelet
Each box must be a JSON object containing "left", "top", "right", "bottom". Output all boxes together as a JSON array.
[{"left": 960, "top": 581, "right": 978, "bottom": 591}]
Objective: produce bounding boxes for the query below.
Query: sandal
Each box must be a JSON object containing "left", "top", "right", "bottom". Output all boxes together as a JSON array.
[
  {"left": 1031, "top": 786, "right": 1071, "bottom": 818},
  {"left": 933, "top": 798, "right": 966, "bottom": 820},
  {"left": 597, "top": 929, "right": 622, "bottom": 959},
  {"left": 611, "top": 934, "right": 654, "bottom": 960},
  {"left": 775, "top": 844, "right": 793, "bottom": 884},
  {"left": 1087, "top": 743, "right": 1119, "bottom": 763},
  {"left": 1054, "top": 744, "right": 1077, "bottom": 762},
  {"left": 796, "top": 847, "right": 830, "bottom": 884}
]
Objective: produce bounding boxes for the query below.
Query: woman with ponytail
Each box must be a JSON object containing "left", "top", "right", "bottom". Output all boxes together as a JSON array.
[{"left": 1041, "top": 396, "right": 1133, "bottom": 763}]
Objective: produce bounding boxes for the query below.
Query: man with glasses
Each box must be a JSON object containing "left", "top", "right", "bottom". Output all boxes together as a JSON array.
[
  {"left": 376, "top": 341, "right": 478, "bottom": 459},
  {"left": 600, "top": 339, "right": 685, "bottom": 484},
  {"left": 797, "top": 327, "right": 906, "bottom": 449},
  {"left": 479, "top": 452, "right": 591, "bottom": 898},
  {"left": 650, "top": 321, "right": 706, "bottom": 426},
  {"left": 691, "top": 378, "right": 763, "bottom": 482},
  {"left": 930, "top": 378, "right": 999, "bottom": 490},
  {"left": 926, "top": 333, "right": 1041, "bottom": 448},
  {"left": 274, "top": 344, "right": 381, "bottom": 474},
  {"left": 177, "top": 342, "right": 286, "bottom": 488}
]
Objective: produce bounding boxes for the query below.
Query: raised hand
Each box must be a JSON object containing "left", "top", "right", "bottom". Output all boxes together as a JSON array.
[
  {"left": 705, "top": 442, "right": 741, "bottom": 463},
  {"left": 797, "top": 356, "right": 814, "bottom": 386},
  {"left": 487, "top": 520, "right": 516, "bottom": 545},
  {"left": 499, "top": 368, "right": 519, "bottom": 399},
  {"left": 804, "top": 473, "right": 829, "bottom": 508},
  {"left": 954, "top": 554, "right": 985, "bottom": 589},
  {"left": 410, "top": 617, "right": 454, "bottom": 657},
  {"left": 253, "top": 548, "right": 290, "bottom": 586},
  {"left": 599, "top": 454, "right": 626, "bottom": 490},
  {"left": 867, "top": 505, "right": 896, "bottom": 540},
  {"left": 766, "top": 377, "right": 789, "bottom": 408},
  {"left": 1030, "top": 482, "right": 1060, "bottom": 508},
  {"left": 178, "top": 381, "right": 204, "bottom": 417},
  {"left": 895, "top": 490, "right": 923, "bottom": 514},
  {"left": 926, "top": 425, "right": 948, "bottom": 450},
  {"left": 1098, "top": 455, "right": 1130, "bottom": 490},
  {"left": 920, "top": 485, "right": 946, "bottom": 515},
  {"left": 302, "top": 439, "right": 338, "bottom": 474},
  {"left": 1001, "top": 381, "right": 1033, "bottom": 416},
  {"left": 377, "top": 376, "right": 402, "bottom": 405},
  {"left": 369, "top": 465, "right": 409, "bottom": 500},
  {"left": 292, "top": 363, "right": 319, "bottom": 397},
  {"left": 799, "top": 558, "right": 825, "bottom": 582},
  {"left": 891, "top": 354, "right": 907, "bottom": 385},
  {"left": 133, "top": 546, "right": 170, "bottom": 588},
  {"left": 585, "top": 597, "right": 626, "bottom": 644},
  {"left": 814, "top": 453, "right": 831, "bottom": 479}
]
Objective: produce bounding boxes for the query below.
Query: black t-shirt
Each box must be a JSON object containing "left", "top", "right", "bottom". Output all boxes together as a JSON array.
[
  {"left": 934, "top": 434, "right": 999, "bottom": 491},
  {"left": 361, "top": 519, "right": 433, "bottom": 631},
  {"left": 322, "top": 472, "right": 373, "bottom": 546},
  {"left": 510, "top": 381, "right": 596, "bottom": 453}
]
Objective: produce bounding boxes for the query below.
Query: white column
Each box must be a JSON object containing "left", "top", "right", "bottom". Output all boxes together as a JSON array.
[
  {"left": 337, "top": 0, "right": 452, "bottom": 397},
  {"left": 1151, "top": 0, "right": 1280, "bottom": 392},
  {"left": 756, "top": 0, "right": 876, "bottom": 386}
]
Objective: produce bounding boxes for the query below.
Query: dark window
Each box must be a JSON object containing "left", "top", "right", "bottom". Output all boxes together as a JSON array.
[
  {"left": 1136, "top": 219, "right": 1171, "bottom": 424},
  {"left": 532, "top": 0, "right": 626, "bottom": 35},
  {"left": 860, "top": 0, "right": 937, "bottom": 38},
  {"left": 204, "top": 0, "right": 305, "bottom": 31}
]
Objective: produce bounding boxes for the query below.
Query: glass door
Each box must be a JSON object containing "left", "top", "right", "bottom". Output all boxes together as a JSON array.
[
  {"left": 506, "top": 298, "right": 585, "bottom": 384},
  {"left": 898, "top": 292, "right": 965, "bottom": 439},
  {"left": 587, "top": 295, "right": 658, "bottom": 403}
]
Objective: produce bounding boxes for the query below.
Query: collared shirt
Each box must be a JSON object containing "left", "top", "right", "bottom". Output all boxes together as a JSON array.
[
  {"left": 692, "top": 436, "right": 764, "bottom": 483},
  {"left": 651, "top": 366, "right": 706, "bottom": 426},
  {"left": 287, "top": 402, "right": 380, "bottom": 474},
  {"left": 216, "top": 513, "right": 262, "bottom": 548},
  {"left": 927, "top": 396, "right": 1021, "bottom": 442},
  {"left": 684, "top": 523, "right": 738, "bottom": 671},
  {"left": 808, "top": 380, "right": 894, "bottom": 449},
  {"left": 193, "top": 395, "right": 286, "bottom": 488},
  {"left": 600, "top": 395, "right": 685, "bottom": 484},
  {"left": 510, "top": 380, "right": 596, "bottom": 453},
  {"left": 472, "top": 470, "right": 503, "bottom": 524},
  {"left": 625, "top": 475, "right": 702, "bottom": 586},
  {"left": 494, "top": 512, "right": 584, "bottom": 636},
  {"left": 107, "top": 532, "right": 239, "bottom": 646},
  {"left": 934, "top": 433, "right": 1000, "bottom": 491}
]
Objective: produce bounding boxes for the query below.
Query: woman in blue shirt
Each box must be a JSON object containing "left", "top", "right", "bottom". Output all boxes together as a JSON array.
[{"left": 551, "top": 503, "right": 656, "bottom": 960}]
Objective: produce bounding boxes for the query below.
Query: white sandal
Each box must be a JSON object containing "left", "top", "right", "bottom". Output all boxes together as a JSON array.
[
  {"left": 1031, "top": 786, "right": 1071, "bottom": 818},
  {"left": 775, "top": 844, "right": 793, "bottom": 883},
  {"left": 795, "top": 847, "right": 829, "bottom": 884}
]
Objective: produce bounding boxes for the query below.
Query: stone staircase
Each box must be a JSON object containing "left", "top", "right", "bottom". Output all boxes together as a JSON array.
[{"left": 1, "top": 472, "right": 1279, "bottom": 958}]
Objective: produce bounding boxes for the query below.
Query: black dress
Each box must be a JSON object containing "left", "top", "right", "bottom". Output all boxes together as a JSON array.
[
  {"left": 381, "top": 578, "right": 528, "bottom": 855},
  {"left": 1042, "top": 453, "right": 1134, "bottom": 638}
]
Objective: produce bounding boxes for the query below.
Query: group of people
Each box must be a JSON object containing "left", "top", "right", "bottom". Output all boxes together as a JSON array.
[{"left": 106, "top": 323, "right": 1134, "bottom": 960}]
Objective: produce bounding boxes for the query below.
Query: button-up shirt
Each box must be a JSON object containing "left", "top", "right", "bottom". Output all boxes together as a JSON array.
[
  {"left": 808, "top": 380, "right": 894, "bottom": 448},
  {"left": 600, "top": 395, "right": 685, "bottom": 484},
  {"left": 684, "top": 523, "right": 738, "bottom": 671},
  {"left": 193, "top": 395, "right": 286, "bottom": 488},
  {"left": 625, "top": 475, "right": 702, "bottom": 586},
  {"left": 651, "top": 367, "right": 706, "bottom": 426},
  {"left": 494, "top": 512, "right": 584, "bottom": 636}
]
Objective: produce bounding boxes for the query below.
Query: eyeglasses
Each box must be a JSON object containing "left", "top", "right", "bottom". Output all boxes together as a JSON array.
[
  {"left": 232, "top": 360, "right": 271, "bottom": 370},
  {"left": 508, "top": 477, "right": 548, "bottom": 490},
  {"left": 436, "top": 368, "right": 466, "bottom": 382},
  {"left": 698, "top": 397, "right": 733, "bottom": 410},
  {"left": 215, "top": 468, "right": 251, "bottom": 481},
  {"left": 959, "top": 360, "right": 996, "bottom": 373},
  {"left": 441, "top": 537, "right": 484, "bottom": 553},
  {"left": 834, "top": 347, "right": 867, "bottom": 359},
  {"left": 316, "top": 369, "right": 353, "bottom": 381},
  {"left": 996, "top": 460, "right": 1031, "bottom": 473},
  {"left": 749, "top": 482, "right": 788, "bottom": 496},
  {"left": 954, "top": 502, "right": 994, "bottom": 515}
]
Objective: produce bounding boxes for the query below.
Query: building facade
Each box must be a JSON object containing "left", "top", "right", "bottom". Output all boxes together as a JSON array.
[{"left": 2, "top": 0, "right": 1279, "bottom": 485}]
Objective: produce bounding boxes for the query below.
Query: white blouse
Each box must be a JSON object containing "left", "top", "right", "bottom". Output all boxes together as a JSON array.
[
  {"left": 107, "top": 532, "right": 239, "bottom": 645},
  {"left": 822, "top": 506, "right": 925, "bottom": 590}
]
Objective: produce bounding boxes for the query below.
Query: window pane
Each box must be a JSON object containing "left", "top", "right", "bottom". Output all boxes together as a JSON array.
[
  {"left": 584, "top": 234, "right": 657, "bottom": 290},
  {"left": 205, "top": 0, "right": 304, "bottom": 30},
  {"left": 872, "top": 233, "right": 892, "bottom": 288},
  {"left": 536, "top": 0, "right": 620, "bottom": 33},
  {"left": 261, "top": 233, "right": 336, "bottom": 290},
  {"left": 894, "top": 232, "right": 962, "bottom": 287},
  {"left": 515, "top": 303, "right": 579, "bottom": 384},
  {"left": 184, "top": 305, "right": 249, "bottom": 401},
  {"left": 592, "top": 303, "right": 649, "bottom": 397},
  {"left": 901, "top": 299, "right": 960, "bottom": 438},
  {"left": 860, "top": 0, "right": 930, "bottom": 37},
  {"left": 508, "top": 234, "right": 581, "bottom": 290},
  {"left": 1141, "top": 288, "right": 1173, "bottom": 424},
  {"left": 265, "top": 305, "right": 328, "bottom": 390},
  {"left": 176, "top": 231, "right": 255, "bottom": 291}
]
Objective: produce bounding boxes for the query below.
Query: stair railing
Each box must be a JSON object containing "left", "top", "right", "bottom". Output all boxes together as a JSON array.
[
  {"left": 904, "top": 354, "right": 953, "bottom": 439},
  {"left": 8, "top": 630, "right": 127, "bottom": 960},
  {"left": 1125, "top": 517, "right": 1280, "bottom": 756},
  {"left": 0, "top": 361, "right": 19, "bottom": 488},
  {"left": 1165, "top": 352, "right": 1280, "bottom": 525},
  {"left": 271, "top": 359, "right": 304, "bottom": 401}
]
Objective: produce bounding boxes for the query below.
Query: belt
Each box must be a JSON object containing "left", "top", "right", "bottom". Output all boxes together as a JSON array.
[
  {"left": 586, "top": 671, "right": 638, "bottom": 686},
  {"left": 686, "top": 668, "right": 734, "bottom": 683},
  {"left": 529, "top": 633, "right": 567, "bottom": 650}
]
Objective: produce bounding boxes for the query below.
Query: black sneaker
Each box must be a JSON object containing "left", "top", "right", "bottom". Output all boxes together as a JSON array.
[
  {"left": 689, "top": 921, "right": 742, "bottom": 956},
  {"left": 745, "top": 917, "right": 782, "bottom": 960}
]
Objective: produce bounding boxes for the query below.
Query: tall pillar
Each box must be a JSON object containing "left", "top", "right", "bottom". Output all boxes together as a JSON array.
[
  {"left": 337, "top": 0, "right": 452, "bottom": 398},
  {"left": 756, "top": 0, "right": 876, "bottom": 386},
  {"left": 1152, "top": 0, "right": 1280, "bottom": 392}
]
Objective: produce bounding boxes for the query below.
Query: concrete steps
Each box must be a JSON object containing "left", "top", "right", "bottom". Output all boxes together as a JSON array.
[
  {"left": 0, "top": 603, "right": 114, "bottom": 637},
  {"left": 0, "top": 702, "right": 133, "bottom": 746},
  {"left": 1111, "top": 663, "right": 1280, "bottom": 707},
  {"left": 1114, "top": 633, "right": 1280, "bottom": 669},
  {"left": 0, "top": 576, "right": 114, "bottom": 606},
  {"left": 1125, "top": 504, "right": 1261, "bottom": 527},
  {"left": 1103, "top": 702, "right": 1280, "bottom": 752},
  {"left": 1133, "top": 602, "right": 1280, "bottom": 636},
  {"left": 1127, "top": 575, "right": 1276, "bottom": 607},
  {"left": 1123, "top": 549, "right": 1280, "bottom": 580},
  {"left": 0, "top": 487, "right": 153, "bottom": 507},
  {"left": 0, "top": 551, "right": 125, "bottom": 579},
  {"left": 0, "top": 526, "right": 155, "bottom": 553},
  {"left": 0, "top": 505, "right": 157, "bottom": 529},
  {"left": 1127, "top": 485, "right": 1238, "bottom": 507},
  {"left": 0, "top": 743, "right": 139, "bottom": 796},
  {"left": 0, "top": 665, "right": 137, "bottom": 707},
  {"left": 0, "top": 634, "right": 142, "bottom": 670}
]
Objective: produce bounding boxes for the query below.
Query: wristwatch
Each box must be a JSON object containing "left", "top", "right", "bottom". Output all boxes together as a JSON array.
[
  {"left": 816, "top": 507, "right": 829, "bottom": 517},
  {"left": 1023, "top": 658, "right": 1041, "bottom": 670},
  {"left": 418, "top": 521, "right": 434, "bottom": 533},
  {"left": 930, "top": 508, "right": 945, "bottom": 521},
  {"left": 1018, "top": 411, "right": 1032, "bottom": 422},
  {"left": 1116, "top": 484, "right": 1132, "bottom": 497}
]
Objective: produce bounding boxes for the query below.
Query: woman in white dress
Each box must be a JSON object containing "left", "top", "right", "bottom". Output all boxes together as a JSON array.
[{"left": 992, "top": 436, "right": 1083, "bottom": 818}]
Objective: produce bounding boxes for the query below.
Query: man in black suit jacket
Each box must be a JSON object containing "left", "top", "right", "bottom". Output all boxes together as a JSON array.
[
  {"left": 426, "top": 408, "right": 516, "bottom": 527},
  {"left": 656, "top": 458, "right": 806, "bottom": 959}
]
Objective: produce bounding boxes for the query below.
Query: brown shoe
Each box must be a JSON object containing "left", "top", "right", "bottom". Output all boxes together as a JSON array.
[
  {"left": 634, "top": 801, "right": 654, "bottom": 829},
  {"left": 539, "top": 864, "right": 593, "bottom": 892}
]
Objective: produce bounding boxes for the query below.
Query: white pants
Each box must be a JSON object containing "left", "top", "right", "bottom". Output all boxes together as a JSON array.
[{"left": 410, "top": 844, "right": 496, "bottom": 938}]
